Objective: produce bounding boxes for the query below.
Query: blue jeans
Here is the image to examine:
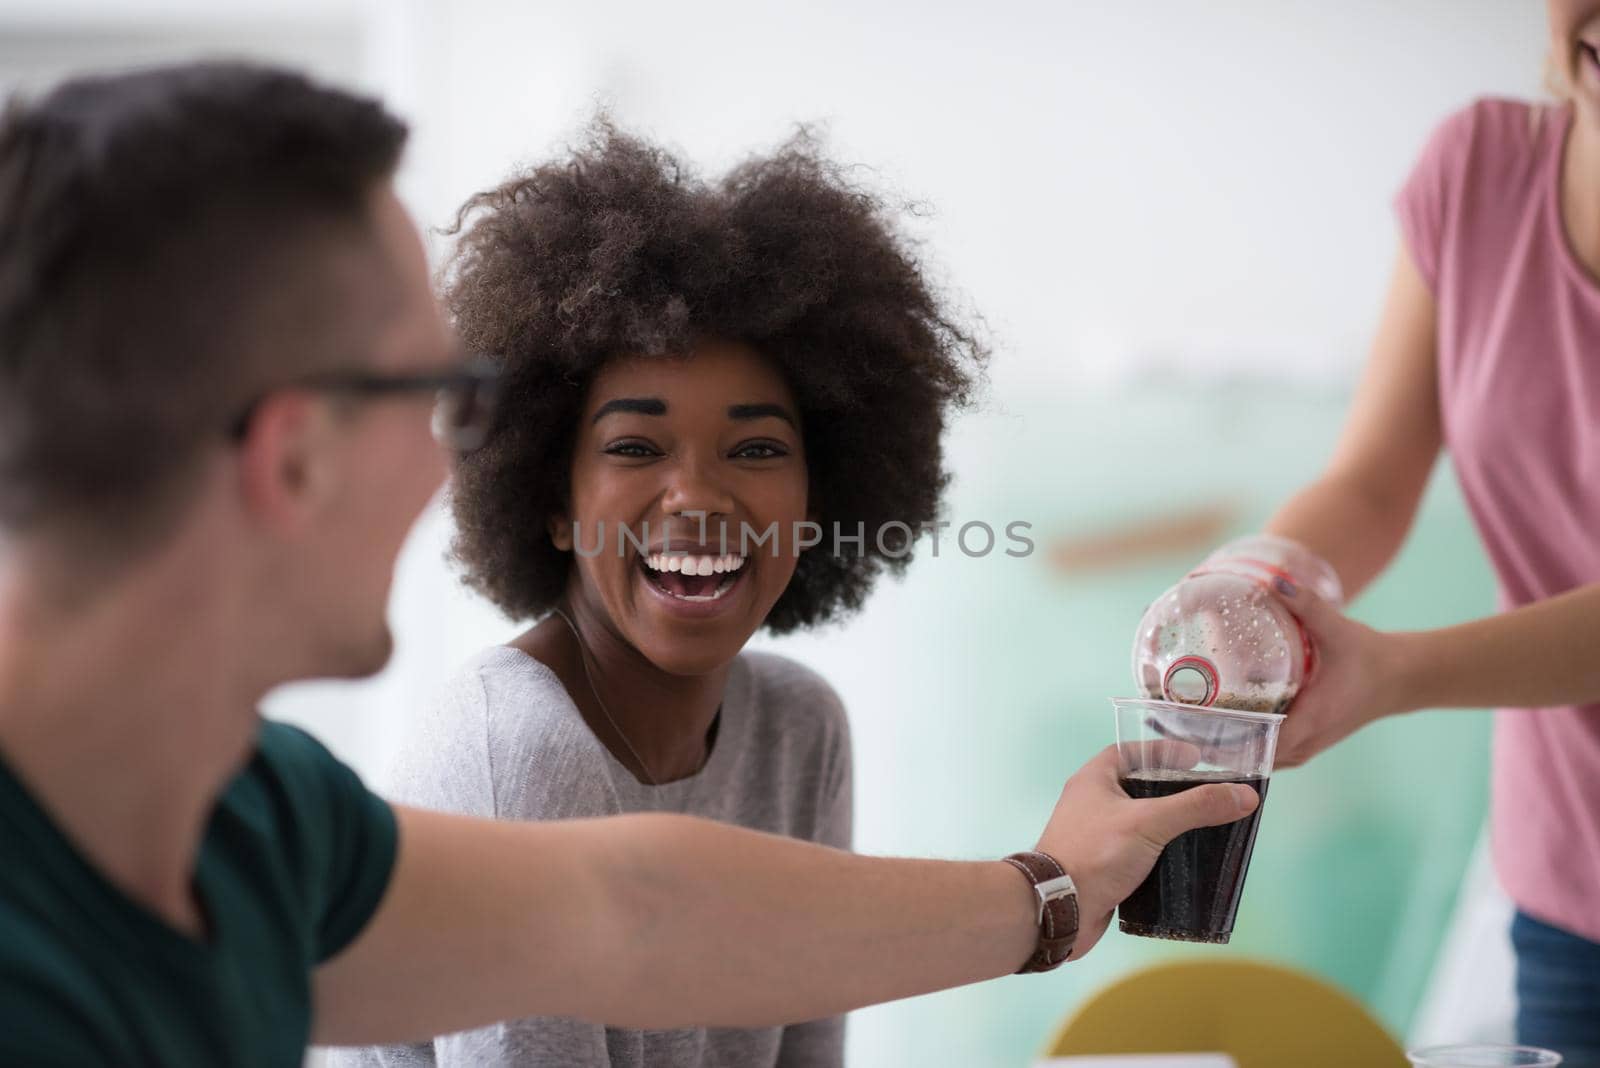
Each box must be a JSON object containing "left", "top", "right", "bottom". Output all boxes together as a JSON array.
[{"left": 1514, "top": 910, "right": 1600, "bottom": 1067}]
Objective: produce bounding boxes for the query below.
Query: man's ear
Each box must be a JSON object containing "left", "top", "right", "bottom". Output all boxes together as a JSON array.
[{"left": 236, "top": 393, "right": 337, "bottom": 536}]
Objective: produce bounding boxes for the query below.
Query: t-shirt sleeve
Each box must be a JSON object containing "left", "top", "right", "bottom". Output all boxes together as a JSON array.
[
  {"left": 254, "top": 722, "right": 399, "bottom": 964},
  {"left": 1394, "top": 101, "right": 1479, "bottom": 294},
  {"left": 383, "top": 663, "right": 498, "bottom": 818}
]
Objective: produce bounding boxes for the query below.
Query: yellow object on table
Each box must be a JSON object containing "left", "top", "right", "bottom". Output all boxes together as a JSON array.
[{"left": 1043, "top": 959, "right": 1408, "bottom": 1068}]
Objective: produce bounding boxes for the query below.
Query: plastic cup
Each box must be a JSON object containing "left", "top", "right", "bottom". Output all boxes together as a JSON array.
[
  {"left": 1112, "top": 697, "right": 1284, "bottom": 943},
  {"left": 1406, "top": 1046, "right": 1562, "bottom": 1066}
]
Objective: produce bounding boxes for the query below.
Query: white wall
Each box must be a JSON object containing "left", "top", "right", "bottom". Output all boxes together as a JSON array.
[{"left": 400, "top": 0, "right": 1547, "bottom": 391}]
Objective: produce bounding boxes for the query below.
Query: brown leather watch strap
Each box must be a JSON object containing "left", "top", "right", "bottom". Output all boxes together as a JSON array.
[{"left": 1002, "top": 850, "right": 1080, "bottom": 973}]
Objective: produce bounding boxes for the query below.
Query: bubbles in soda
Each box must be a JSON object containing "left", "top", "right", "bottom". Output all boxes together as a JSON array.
[{"left": 1131, "top": 535, "right": 1343, "bottom": 714}]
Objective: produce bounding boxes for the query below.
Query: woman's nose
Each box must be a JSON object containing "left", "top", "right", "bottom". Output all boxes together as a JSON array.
[{"left": 659, "top": 456, "right": 736, "bottom": 520}]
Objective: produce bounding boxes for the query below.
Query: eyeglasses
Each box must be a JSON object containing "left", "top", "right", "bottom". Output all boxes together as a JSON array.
[{"left": 227, "top": 357, "right": 503, "bottom": 452}]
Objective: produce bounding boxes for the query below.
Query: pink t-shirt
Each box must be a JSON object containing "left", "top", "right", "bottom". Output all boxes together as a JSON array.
[{"left": 1396, "top": 98, "right": 1600, "bottom": 943}]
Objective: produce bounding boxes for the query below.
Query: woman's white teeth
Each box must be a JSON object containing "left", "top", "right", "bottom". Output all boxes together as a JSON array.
[{"left": 644, "top": 553, "right": 746, "bottom": 575}]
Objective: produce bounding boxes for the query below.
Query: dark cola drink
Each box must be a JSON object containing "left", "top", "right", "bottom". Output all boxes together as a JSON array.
[{"left": 1117, "top": 770, "right": 1270, "bottom": 943}]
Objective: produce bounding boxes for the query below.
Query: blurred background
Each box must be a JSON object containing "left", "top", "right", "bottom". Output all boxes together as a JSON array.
[{"left": 0, "top": 1, "right": 1544, "bottom": 1063}]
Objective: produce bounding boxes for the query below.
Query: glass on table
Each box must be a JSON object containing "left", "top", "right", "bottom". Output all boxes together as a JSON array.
[{"left": 1406, "top": 1045, "right": 1562, "bottom": 1067}]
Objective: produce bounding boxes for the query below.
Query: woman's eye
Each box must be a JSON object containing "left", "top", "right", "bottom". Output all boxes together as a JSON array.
[
  {"left": 603, "top": 441, "right": 660, "bottom": 458},
  {"left": 733, "top": 441, "right": 788, "bottom": 460}
]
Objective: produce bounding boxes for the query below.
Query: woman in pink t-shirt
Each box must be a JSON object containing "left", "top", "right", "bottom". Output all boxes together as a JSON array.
[{"left": 1230, "top": 0, "right": 1600, "bottom": 1058}]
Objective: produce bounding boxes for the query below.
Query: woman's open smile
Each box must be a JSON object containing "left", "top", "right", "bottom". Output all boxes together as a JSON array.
[{"left": 638, "top": 546, "right": 751, "bottom": 617}]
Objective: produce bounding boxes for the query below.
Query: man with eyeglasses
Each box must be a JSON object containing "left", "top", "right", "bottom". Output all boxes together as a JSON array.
[{"left": 0, "top": 62, "right": 1257, "bottom": 1067}]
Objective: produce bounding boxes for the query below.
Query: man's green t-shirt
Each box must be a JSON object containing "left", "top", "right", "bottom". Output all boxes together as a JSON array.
[{"left": 0, "top": 721, "right": 399, "bottom": 1067}]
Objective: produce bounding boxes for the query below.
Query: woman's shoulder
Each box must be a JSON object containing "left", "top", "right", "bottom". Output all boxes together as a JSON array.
[
  {"left": 388, "top": 646, "right": 614, "bottom": 818},
  {"left": 466, "top": 644, "right": 614, "bottom": 759},
  {"left": 1400, "top": 96, "right": 1559, "bottom": 252},
  {"left": 1426, "top": 96, "right": 1561, "bottom": 168},
  {"left": 411, "top": 645, "right": 579, "bottom": 745},
  {"left": 466, "top": 644, "right": 571, "bottom": 705},
  {"left": 733, "top": 650, "right": 849, "bottom": 738}
]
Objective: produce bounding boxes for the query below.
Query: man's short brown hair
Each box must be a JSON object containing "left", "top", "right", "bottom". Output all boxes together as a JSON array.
[{"left": 0, "top": 61, "right": 407, "bottom": 552}]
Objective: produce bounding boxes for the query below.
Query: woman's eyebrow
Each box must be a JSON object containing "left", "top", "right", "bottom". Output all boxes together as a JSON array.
[
  {"left": 592, "top": 397, "right": 667, "bottom": 423},
  {"left": 728, "top": 402, "right": 796, "bottom": 428}
]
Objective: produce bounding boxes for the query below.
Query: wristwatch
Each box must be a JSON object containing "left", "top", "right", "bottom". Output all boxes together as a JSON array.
[{"left": 1002, "top": 850, "right": 1080, "bottom": 973}]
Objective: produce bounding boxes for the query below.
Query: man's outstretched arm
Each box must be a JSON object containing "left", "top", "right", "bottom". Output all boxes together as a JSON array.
[{"left": 311, "top": 746, "right": 1257, "bottom": 1046}]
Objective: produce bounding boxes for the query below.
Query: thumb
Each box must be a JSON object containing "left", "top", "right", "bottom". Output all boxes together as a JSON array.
[
  {"left": 1272, "top": 577, "right": 1342, "bottom": 637},
  {"left": 1136, "top": 782, "right": 1259, "bottom": 846}
]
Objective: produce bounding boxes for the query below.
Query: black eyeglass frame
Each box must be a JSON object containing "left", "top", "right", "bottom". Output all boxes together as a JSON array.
[{"left": 227, "top": 357, "right": 503, "bottom": 451}]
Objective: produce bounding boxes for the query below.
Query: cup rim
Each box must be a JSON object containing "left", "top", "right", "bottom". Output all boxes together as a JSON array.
[
  {"left": 1406, "top": 1044, "right": 1563, "bottom": 1066},
  {"left": 1111, "top": 695, "right": 1287, "bottom": 726}
]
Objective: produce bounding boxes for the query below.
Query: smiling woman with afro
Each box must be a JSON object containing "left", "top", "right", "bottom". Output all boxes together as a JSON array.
[
  {"left": 340, "top": 121, "right": 988, "bottom": 1068},
  {"left": 446, "top": 121, "right": 987, "bottom": 633}
]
